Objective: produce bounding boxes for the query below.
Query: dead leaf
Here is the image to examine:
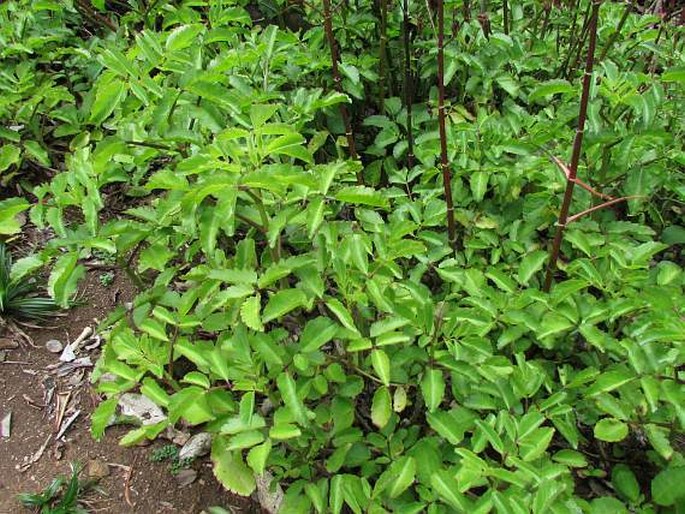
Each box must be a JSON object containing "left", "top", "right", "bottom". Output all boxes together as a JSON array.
[{"left": 1, "top": 411, "right": 11, "bottom": 438}]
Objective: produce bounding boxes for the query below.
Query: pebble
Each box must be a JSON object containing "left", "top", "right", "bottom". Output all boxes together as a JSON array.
[
  {"left": 87, "top": 458, "right": 110, "bottom": 479},
  {"left": 179, "top": 432, "right": 212, "bottom": 460},
  {"left": 174, "top": 468, "right": 197, "bottom": 487},
  {"left": 45, "top": 339, "right": 63, "bottom": 353}
]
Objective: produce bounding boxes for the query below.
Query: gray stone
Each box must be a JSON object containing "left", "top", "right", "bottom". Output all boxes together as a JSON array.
[
  {"left": 179, "top": 432, "right": 212, "bottom": 460},
  {"left": 45, "top": 339, "right": 63, "bottom": 353},
  {"left": 255, "top": 472, "right": 284, "bottom": 514},
  {"left": 118, "top": 393, "right": 166, "bottom": 426}
]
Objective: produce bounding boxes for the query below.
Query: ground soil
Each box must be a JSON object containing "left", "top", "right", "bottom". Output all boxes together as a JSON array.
[{"left": 0, "top": 271, "right": 260, "bottom": 514}]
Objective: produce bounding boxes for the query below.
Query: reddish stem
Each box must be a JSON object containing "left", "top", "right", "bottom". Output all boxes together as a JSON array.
[
  {"left": 437, "top": 0, "right": 458, "bottom": 251},
  {"left": 543, "top": 0, "right": 602, "bottom": 292},
  {"left": 322, "top": 0, "right": 361, "bottom": 183}
]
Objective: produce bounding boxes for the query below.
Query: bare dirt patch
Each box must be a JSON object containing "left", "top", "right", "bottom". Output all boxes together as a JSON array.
[{"left": 0, "top": 270, "right": 258, "bottom": 514}]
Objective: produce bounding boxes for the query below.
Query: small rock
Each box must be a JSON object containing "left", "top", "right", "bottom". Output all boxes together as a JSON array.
[
  {"left": 118, "top": 393, "right": 166, "bottom": 426},
  {"left": 0, "top": 350, "right": 6, "bottom": 362},
  {"left": 0, "top": 338, "right": 18, "bottom": 350},
  {"left": 256, "top": 472, "right": 284, "bottom": 514},
  {"left": 87, "top": 459, "right": 110, "bottom": 479},
  {"left": 45, "top": 339, "right": 63, "bottom": 353},
  {"left": 179, "top": 432, "right": 212, "bottom": 460},
  {"left": 164, "top": 426, "right": 190, "bottom": 446},
  {"left": 174, "top": 468, "right": 197, "bottom": 487}
]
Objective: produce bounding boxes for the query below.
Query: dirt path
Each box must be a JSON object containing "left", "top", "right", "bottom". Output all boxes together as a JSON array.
[{"left": 0, "top": 271, "right": 258, "bottom": 514}]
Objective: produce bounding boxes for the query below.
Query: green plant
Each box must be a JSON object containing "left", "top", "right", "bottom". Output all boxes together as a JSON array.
[
  {"left": 17, "top": 463, "right": 91, "bottom": 514},
  {"left": 150, "top": 444, "right": 194, "bottom": 476},
  {"left": 98, "top": 271, "right": 115, "bottom": 287},
  {"left": 0, "top": 242, "right": 57, "bottom": 321},
  {"left": 1, "top": 0, "right": 682, "bottom": 512}
]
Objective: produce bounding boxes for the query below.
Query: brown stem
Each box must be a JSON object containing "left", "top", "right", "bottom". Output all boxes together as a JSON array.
[
  {"left": 566, "top": 195, "right": 642, "bottom": 224},
  {"left": 462, "top": 0, "right": 472, "bottom": 20},
  {"left": 75, "top": 0, "right": 117, "bottom": 32},
  {"left": 378, "top": 0, "right": 389, "bottom": 114},
  {"left": 437, "top": 0, "right": 458, "bottom": 252},
  {"left": 478, "top": 0, "right": 491, "bottom": 38},
  {"left": 322, "top": 0, "right": 361, "bottom": 183},
  {"left": 559, "top": 0, "right": 591, "bottom": 78},
  {"left": 403, "top": 0, "right": 415, "bottom": 170},
  {"left": 503, "top": 0, "right": 509, "bottom": 35},
  {"left": 544, "top": 0, "right": 602, "bottom": 292}
]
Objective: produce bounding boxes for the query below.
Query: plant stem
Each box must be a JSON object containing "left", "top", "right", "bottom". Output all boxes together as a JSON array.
[
  {"left": 322, "top": 0, "right": 361, "bottom": 183},
  {"left": 437, "top": 0, "right": 458, "bottom": 252},
  {"left": 599, "top": 0, "right": 634, "bottom": 61},
  {"left": 378, "top": 0, "right": 389, "bottom": 114},
  {"left": 478, "top": 0, "right": 491, "bottom": 38},
  {"left": 402, "top": 0, "right": 415, "bottom": 170},
  {"left": 503, "top": 0, "right": 509, "bottom": 35},
  {"left": 544, "top": 0, "right": 602, "bottom": 292}
]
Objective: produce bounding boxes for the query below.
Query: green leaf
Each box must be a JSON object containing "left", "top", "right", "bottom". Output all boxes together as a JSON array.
[
  {"left": 586, "top": 369, "right": 635, "bottom": 396},
  {"left": 662, "top": 66, "right": 685, "bottom": 83},
  {"left": 10, "top": 254, "right": 44, "bottom": 282},
  {"left": 552, "top": 449, "right": 587, "bottom": 468},
  {"left": 529, "top": 79, "right": 575, "bottom": 101},
  {"left": 240, "top": 295, "right": 263, "bottom": 331},
  {"left": 166, "top": 24, "right": 204, "bottom": 51},
  {"left": 645, "top": 423, "right": 673, "bottom": 460},
  {"left": 612, "top": 464, "right": 640, "bottom": 503},
  {"left": 266, "top": 133, "right": 313, "bottom": 163},
  {"left": 141, "top": 377, "right": 170, "bottom": 408},
  {"left": 387, "top": 456, "right": 416, "bottom": 499},
  {"left": 335, "top": 186, "right": 389, "bottom": 209},
  {"left": 339, "top": 62, "right": 360, "bottom": 84},
  {"left": 518, "top": 427, "right": 555, "bottom": 461},
  {"left": 247, "top": 439, "right": 272, "bottom": 475},
  {"left": 370, "top": 349, "right": 391, "bottom": 386},
  {"left": 330, "top": 475, "right": 344, "bottom": 514},
  {"left": 371, "top": 386, "right": 392, "bottom": 429},
  {"left": 590, "top": 497, "right": 629, "bottom": 514},
  {"left": 277, "top": 372, "right": 308, "bottom": 426},
  {"left": 90, "top": 78, "right": 127, "bottom": 125},
  {"left": 269, "top": 423, "right": 302, "bottom": 440},
  {"left": 211, "top": 437, "right": 256, "bottom": 496},
  {"left": 426, "top": 408, "right": 475, "bottom": 445},
  {"left": 91, "top": 398, "right": 117, "bottom": 441},
  {"left": 250, "top": 104, "right": 279, "bottom": 128},
  {"left": 0, "top": 144, "right": 21, "bottom": 172},
  {"left": 325, "top": 298, "right": 360, "bottom": 336},
  {"left": 225, "top": 430, "right": 264, "bottom": 451},
  {"left": 182, "top": 371, "right": 211, "bottom": 389},
  {"left": 517, "top": 250, "right": 547, "bottom": 285},
  {"left": 470, "top": 171, "right": 489, "bottom": 202},
  {"left": 431, "top": 470, "right": 470, "bottom": 511},
  {"left": 651, "top": 467, "right": 685, "bottom": 506},
  {"left": 262, "top": 289, "right": 307, "bottom": 323},
  {"left": 252, "top": 333, "right": 284, "bottom": 366},
  {"left": 662, "top": 225, "right": 685, "bottom": 245},
  {"left": 594, "top": 418, "right": 629, "bottom": 442},
  {"left": 0, "top": 197, "right": 29, "bottom": 235},
  {"left": 421, "top": 369, "right": 445, "bottom": 413},
  {"left": 139, "top": 318, "right": 169, "bottom": 341},
  {"left": 299, "top": 316, "right": 338, "bottom": 353},
  {"left": 48, "top": 253, "right": 85, "bottom": 308}
]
